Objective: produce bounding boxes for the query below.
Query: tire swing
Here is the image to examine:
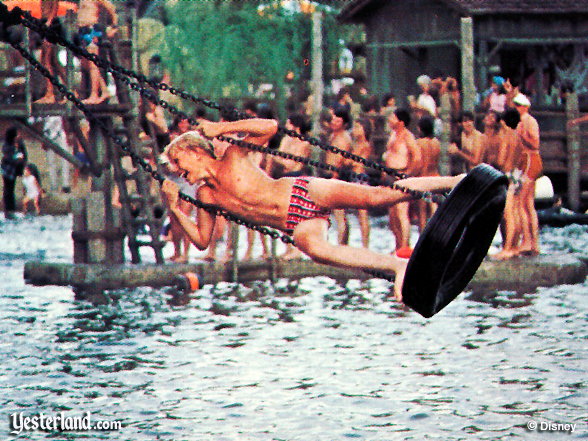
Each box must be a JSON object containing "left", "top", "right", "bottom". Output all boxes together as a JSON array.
[{"left": 402, "top": 164, "right": 509, "bottom": 318}]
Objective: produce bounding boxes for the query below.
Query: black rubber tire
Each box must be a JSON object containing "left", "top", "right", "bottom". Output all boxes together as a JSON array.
[{"left": 402, "top": 164, "right": 509, "bottom": 318}]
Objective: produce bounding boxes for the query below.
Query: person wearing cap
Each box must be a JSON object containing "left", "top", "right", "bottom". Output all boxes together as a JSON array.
[
  {"left": 513, "top": 93, "right": 541, "bottom": 256},
  {"left": 410, "top": 74, "right": 437, "bottom": 119},
  {"left": 483, "top": 76, "right": 507, "bottom": 113}
]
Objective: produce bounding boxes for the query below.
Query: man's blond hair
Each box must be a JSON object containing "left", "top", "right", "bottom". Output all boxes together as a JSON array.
[{"left": 161, "top": 130, "right": 216, "bottom": 163}]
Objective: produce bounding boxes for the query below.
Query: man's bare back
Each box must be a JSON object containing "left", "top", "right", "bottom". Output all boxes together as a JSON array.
[{"left": 416, "top": 137, "right": 440, "bottom": 176}]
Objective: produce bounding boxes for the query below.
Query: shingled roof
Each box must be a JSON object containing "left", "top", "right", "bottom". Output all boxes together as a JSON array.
[{"left": 339, "top": 0, "right": 588, "bottom": 21}]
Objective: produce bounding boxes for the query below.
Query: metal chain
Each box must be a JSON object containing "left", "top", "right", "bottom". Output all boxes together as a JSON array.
[
  {"left": 12, "top": 8, "right": 446, "bottom": 204},
  {"left": 0, "top": 7, "right": 428, "bottom": 283},
  {"left": 8, "top": 39, "right": 295, "bottom": 247}
]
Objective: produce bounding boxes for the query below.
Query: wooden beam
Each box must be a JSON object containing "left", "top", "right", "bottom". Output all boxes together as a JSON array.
[
  {"left": 566, "top": 92, "right": 581, "bottom": 211},
  {"left": 488, "top": 37, "right": 588, "bottom": 45},
  {"left": 460, "top": 17, "right": 476, "bottom": 113},
  {"left": 23, "top": 253, "right": 587, "bottom": 293},
  {"left": 366, "top": 39, "right": 459, "bottom": 49},
  {"left": 13, "top": 119, "right": 87, "bottom": 170}
]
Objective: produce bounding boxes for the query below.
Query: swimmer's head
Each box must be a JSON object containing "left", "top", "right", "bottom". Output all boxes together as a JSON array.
[{"left": 161, "top": 131, "right": 217, "bottom": 166}]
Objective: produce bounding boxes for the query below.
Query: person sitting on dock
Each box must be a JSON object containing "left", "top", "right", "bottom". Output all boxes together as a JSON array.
[{"left": 159, "top": 118, "right": 464, "bottom": 301}]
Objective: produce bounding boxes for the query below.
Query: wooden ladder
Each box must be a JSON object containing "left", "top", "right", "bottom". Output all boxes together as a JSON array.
[{"left": 103, "top": 40, "right": 166, "bottom": 264}]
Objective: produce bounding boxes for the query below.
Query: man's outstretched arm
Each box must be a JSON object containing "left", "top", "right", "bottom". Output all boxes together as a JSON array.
[{"left": 199, "top": 119, "right": 278, "bottom": 146}]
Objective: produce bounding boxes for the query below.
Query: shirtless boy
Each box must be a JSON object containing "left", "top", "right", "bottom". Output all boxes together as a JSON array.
[
  {"left": 325, "top": 106, "right": 353, "bottom": 245},
  {"left": 383, "top": 108, "right": 421, "bottom": 252},
  {"left": 492, "top": 108, "right": 524, "bottom": 260},
  {"left": 415, "top": 116, "right": 440, "bottom": 233},
  {"left": 160, "top": 118, "right": 462, "bottom": 301},
  {"left": 448, "top": 111, "right": 486, "bottom": 171}
]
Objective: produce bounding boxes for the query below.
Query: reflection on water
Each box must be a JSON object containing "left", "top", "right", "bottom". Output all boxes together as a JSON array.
[{"left": 0, "top": 215, "right": 586, "bottom": 440}]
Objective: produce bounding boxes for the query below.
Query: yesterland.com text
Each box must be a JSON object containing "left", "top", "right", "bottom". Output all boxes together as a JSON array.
[{"left": 9, "top": 411, "right": 122, "bottom": 435}]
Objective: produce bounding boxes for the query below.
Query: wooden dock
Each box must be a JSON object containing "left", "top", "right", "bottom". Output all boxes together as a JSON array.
[{"left": 24, "top": 253, "right": 588, "bottom": 295}]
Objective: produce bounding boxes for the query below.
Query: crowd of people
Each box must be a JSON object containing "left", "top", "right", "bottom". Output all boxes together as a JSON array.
[
  {"left": 0, "top": 0, "right": 558, "bottom": 266},
  {"left": 136, "top": 71, "right": 545, "bottom": 265}
]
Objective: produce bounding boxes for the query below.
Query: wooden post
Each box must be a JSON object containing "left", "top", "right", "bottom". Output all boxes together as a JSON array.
[
  {"left": 478, "top": 39, "right": 488, "bottom": 97},
  {"left": 71, "top": 198, "right": 87, "bottom": 263},
  {"left": 86, "top": 192, "right": 107, "bottom": 263},
  {"left": 269, "top": 237, "right": 277, "bottom": 284},
  {"left": 24, "top": 27, "right": 32, "bottom": 115},
  {"left": 310, "top": 10, "right": 324, "bottom": 138},
  {"left": 566, "top": 92, "right": 581, "bottom": 211},
  {"left": 460, "top": 17, "right": 476, "bottom": 114},
  {"left": 438, "top": 93, "right": 451, "bottom": 176}
]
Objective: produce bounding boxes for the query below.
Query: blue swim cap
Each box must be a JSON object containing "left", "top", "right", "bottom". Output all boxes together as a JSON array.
[{"left": 492, "top": 76, "right": 505, "bottom": 86}]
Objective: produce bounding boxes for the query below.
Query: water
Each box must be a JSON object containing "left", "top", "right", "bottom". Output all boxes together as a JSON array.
[{"left": 1, "top": 215, "right": 586, "bottom": 440}]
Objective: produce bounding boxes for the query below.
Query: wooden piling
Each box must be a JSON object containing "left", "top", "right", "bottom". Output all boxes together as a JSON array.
[
  {"left": 460, "top": 17, "right": 476, "bottom": 114},
  {"left": 566, "top": 92, "right": 581, "bottom": 211},
  {"left": 23, "top": 253, "right": 588, "bottom": 294}
]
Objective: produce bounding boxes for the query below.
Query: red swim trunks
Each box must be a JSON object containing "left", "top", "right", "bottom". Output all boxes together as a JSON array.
[{"left": 284, "top": 177, "right": 331, "bottom": 236}]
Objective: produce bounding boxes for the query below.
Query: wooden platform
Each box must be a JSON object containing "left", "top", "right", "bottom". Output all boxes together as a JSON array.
[{"left": 24, "top": 253, "right": 588, "bottom": 293}]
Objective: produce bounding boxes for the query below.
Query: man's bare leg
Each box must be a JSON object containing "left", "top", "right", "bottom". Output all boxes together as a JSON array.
[
  {"left": 82, "top": 44, "right": 111, "bottom": 104},
  {"left": 294, "top": 219, "right": 409, "bottom": 301},
  {"left": 357, "top": 209, "right": 370, "bottom": 248},
  {"left": 308, "top": 174, "right": 464, "bottom": 211},
  {"left": 389, "top": 202, "right": 410, "bottom": 252}
]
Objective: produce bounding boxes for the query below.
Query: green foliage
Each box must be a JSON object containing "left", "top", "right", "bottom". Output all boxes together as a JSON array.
[{"left": 156, "top": 1, "right": 346, "bottom": 113}]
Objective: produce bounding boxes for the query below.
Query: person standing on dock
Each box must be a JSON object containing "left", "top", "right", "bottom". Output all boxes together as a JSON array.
[
  {"left": 414, "top": 116, "right": 440, "bottom": 234},
  {"left": 383, "top": 108, "right": 421, "bottom": 253},
  {"left": 74, "top": 0, "right": 118, "bottom": 105},
  {"left": 513, "top": 93, "right": 542, "bottom": 256},
  {"left": 325, "top": 105, "right": 354, "bottom": 246},
  {"left": 34, "top": 0, "right": 66, "bottom": 104},
  {"left": 491, "top": 108, "right": 524, "bottom": 260}
]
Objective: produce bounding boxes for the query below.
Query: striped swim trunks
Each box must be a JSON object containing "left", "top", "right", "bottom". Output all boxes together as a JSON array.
[{"left": 284, "top": 177, "right": 331, "bottom": 236}]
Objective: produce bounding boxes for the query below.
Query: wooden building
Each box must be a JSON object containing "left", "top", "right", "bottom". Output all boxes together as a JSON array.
[
  {"left": 339, "top": 0, "right": 588, "bottom": 107},
  {"left": 339, "top": 0, "right": 588, "bottom": 209}
]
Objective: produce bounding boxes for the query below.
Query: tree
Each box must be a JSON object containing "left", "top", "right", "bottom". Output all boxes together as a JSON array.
[{"left": 156, "top": 0, "right": 346, "bottom": 117}]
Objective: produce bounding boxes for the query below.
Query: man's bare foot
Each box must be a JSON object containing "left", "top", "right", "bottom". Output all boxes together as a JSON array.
[
  {"left": 34, "top": 95, "right": 56, "bottom": 104},
  {"left": 518, "top": 247, "right": 539, "bottom": 257},
  {"left": 243, "top": 252, "right": 253, "bottom": 261},
  {"left": 220, "top": 252, "right": 233, "bottom": 263},
  {"left": 95, "top": 93, "right": 111, "bottom": 104},
  {"left": 392, "top": 255, "right": 409, "bottom": 302},
  {"left": 82, "top": 95, "right": 102, "bottom": 105},
  {"left": 203, "top": 254, "right": 216, "bottom": 262},
  {"left": 176, "top": 255, "right": 188, "bottom": 264},
  {"left": 282, "top": 250, "right": 303, "bottom": 260},
  {"left": 490, "top": 249, "right": 519, "bottom": 261}
]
